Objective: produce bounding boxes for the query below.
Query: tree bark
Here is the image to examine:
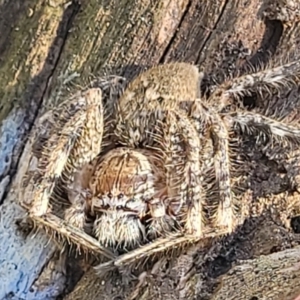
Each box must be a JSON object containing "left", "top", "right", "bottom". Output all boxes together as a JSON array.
[{"left": 0, "top": 0, "right": 300, "bottom": 299}]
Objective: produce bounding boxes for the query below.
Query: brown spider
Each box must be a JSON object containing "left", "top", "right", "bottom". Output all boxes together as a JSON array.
[{"left": 19, "top": 61, "right": 300, "bottom": 272}]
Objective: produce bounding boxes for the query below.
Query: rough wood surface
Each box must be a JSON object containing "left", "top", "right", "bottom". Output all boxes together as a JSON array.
[
  {"left": 211, "top": 246, "right": 300, "bottom": 300},
  {"left": 1, "top": 0, "right": 300, "bottom": 299},
  {"left": 65, "top": 218, "right": 300, "bottom": 300}
]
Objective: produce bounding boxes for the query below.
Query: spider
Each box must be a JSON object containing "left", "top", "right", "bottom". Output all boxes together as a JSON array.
[{"left": 19, "top": 60, "right": 300, "bottom": 272}]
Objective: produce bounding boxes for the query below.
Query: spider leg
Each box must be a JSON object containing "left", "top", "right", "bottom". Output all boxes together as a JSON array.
[
  {"left": 34, "top": 213, "right": 116, "bottom": 259},
  {"left": 153, "top": 102, "right": 234, "bottom": 237},
  {"left": 225, "top": 111, "right": 300, "bottom": 142},
  {"left": 94, "top": 232, "right": 184, "bottom": 274},
  {"left": 20, "top": 88, "right": 116, "bottom": 258},
  {"left": 223, "top": 60, "right": 300, "bottom": 97},
  {"left": 28, "top": 88, "right": 104, "bottom": 217},
  {"left": 209, "top": 112, "right": 234, "bottom": 232},
  {"left": 209, "top": 60, "right": 300, "bottom": 109},
  {"left": 185, "top": 100, "right": 235, "bottom": 233},
  {"left": 94, "top": 226, "right": 230, "bottom": 273},
  {"left": 172, "top": 113, "right": 203, "bottom": 237},
  {"left": 149, "top": 109, "right": 203, "bottom": 238},
  {"left": 64, "top": 162, "right": 95, "bottom": 230}
]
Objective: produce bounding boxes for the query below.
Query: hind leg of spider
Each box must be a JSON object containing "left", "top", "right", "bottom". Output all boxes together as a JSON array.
[{"left": 225, "top": 111, "right": 300, "bottom": 142}]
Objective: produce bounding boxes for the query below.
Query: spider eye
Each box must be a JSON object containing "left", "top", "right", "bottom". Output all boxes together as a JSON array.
[
  {"left": 118, "top": 193, "right": 124, "bottom": 199},
  {"left": 107, "top": 192, "right": 112, "bottom": 198}
]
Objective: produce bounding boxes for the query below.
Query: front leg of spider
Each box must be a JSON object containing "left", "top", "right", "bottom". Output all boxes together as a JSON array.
[
  {"left": 31, "top": 88, "right": 103, "bottom": 219},
  {"left": 183, "top": 99, "right": 235, "bottom": 234},
  {"left": 166, "top": 111, "right": 203, "bottom": 237},
  {"left": 20, "top": 88, "right": 115, "bottom": 259},
  {"left": 145, "top": 109, "right": 204, "bottom": 239},
  {"left": 209, "top": 112, "right": 234, "bottom": 233}
]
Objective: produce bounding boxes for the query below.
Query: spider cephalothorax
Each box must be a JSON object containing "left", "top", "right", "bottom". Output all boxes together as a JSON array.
[{"left": 19, "top": 60, "right": 300, "bottom": 271}]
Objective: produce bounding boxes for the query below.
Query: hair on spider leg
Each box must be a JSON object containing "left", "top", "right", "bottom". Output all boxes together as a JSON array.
[
  {"left": 237, "top": 58, "right": 300, "bottom": 94},
  {"left": 224, "top": 110, "right": 300, "bottom": 147},
  {"left": 204, "top": 56, "right": 300, "bottom": 115}
]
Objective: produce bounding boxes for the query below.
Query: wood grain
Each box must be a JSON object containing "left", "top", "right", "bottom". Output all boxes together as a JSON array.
[{"left": 0, "top": 0, "right": 300, "bottom": 299}]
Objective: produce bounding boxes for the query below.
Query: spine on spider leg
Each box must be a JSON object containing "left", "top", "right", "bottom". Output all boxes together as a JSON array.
[{"left": 218, "top": 60, "right": 300, "bottom": 99}]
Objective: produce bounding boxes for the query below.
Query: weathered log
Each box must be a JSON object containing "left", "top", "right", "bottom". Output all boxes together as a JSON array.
[
  {"left": 211, "top": 245, "right": 300, "bottom": 300},
  {"left": 0, "top": 0, "right": 300, "bottom": 299},
  {"left": 65, "top": 218, "right": 300, "bottom": 300}
]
